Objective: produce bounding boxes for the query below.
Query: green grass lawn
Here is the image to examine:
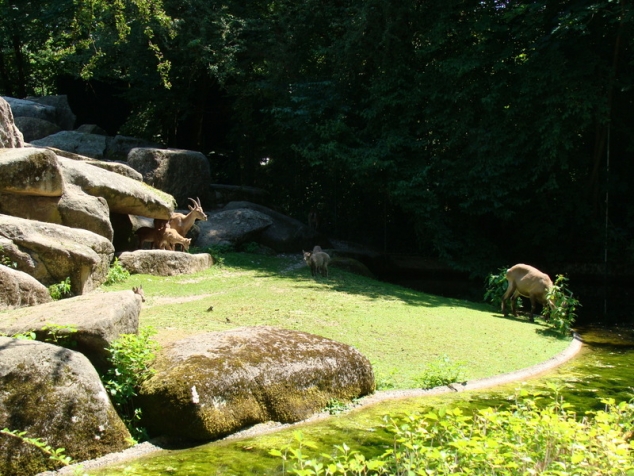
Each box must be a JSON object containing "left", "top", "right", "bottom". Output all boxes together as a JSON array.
[{"left": 103, "top": 251, "right": 572, "bottom": 390}]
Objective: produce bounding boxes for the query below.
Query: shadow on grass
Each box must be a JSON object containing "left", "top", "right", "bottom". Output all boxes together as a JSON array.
[{"left": 218, "top": 252, "right": 491, "bottom": 311}]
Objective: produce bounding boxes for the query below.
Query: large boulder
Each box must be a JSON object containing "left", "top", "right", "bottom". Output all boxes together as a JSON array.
[
  {"left": 32, "top": 131, "right": 109, "bottom": 159},
  {"left": 13, "top": 116, "right": 61, "bottom": 142},
  {"left": 46, "top": 147, "right": 144, "bottom": 181},
  {"left": 196, "top": 208, "right": 273, "bottom": 249},
  {"left": 0, "top": 264, "right": 52, "bottom": 310},
  {"left": 0, "top": 337, "right": 131, "bottom": 476},
  {"left": 127, "top": 148, "right": 212, "bottom": 208},
  {"left": 0, "top": 99, "right": 24, "bottom": 148},
  {"left": 0, "top": 183, "right": 113, "bottom": 241},
  {"left": 0, "top": 147, "right": 63, "bottom": 197},
  {"left": 223, "top": 201, "right": 327, "bottom": 252},
  {"left": 118, "top": 250, "right": 214, "bottom": 276},
  {"left": 0, "top": 214, "right": 114, "bottom": 295},
  {"left": 57, "top": 156, "right": 175, "bottom": 219},
  {"left": 0, "top": 290, "right": 141, "bottom": 370},
  {"left": 138, "top": 326, "right": 375, "bottom": 440},
  {"left": 105, "top": 135, "right": 163, "bottom": 162},
  {"left": 25, "top": 95, "right": 76, "bottom": 130}
]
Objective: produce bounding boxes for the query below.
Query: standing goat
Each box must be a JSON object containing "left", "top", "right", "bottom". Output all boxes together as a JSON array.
[
  {"left": 168, "top": 197, "right": 207, "bottom": 248},
  {"left": 303, "top": 249, "right": 331, "bottom": 278},
  {"left": 501, "top": 263, "right": 555, "bottom": 322},
  {"left": 159, "top": 228, "right": 192, "bottom": 252}
]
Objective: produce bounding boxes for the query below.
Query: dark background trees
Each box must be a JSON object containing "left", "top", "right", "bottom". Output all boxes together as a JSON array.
[{"left": 1, "top": 0, "right": 633, "bottom": 278}]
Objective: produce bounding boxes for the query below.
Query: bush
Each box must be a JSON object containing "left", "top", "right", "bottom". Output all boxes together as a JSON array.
[
  {"left": 48, "top": 277, "right": 72, "bottom": 300},
  {"left": 414, "top": 355, "right": 465, "bottom": 390},
  {"left": 484, "top": 266, "right": 515, "bottom": 311},
  {"left": 545, "top": 274, "right": 580, "bottom": 337},
  {"left": 272, "top": 390, "right": 634, "bottom": 475},
  {"left": 104, "top": 258, "right": 130, "bottom": 285},
  {"left": 102, "top": 327, "right": 159, "bottom": 442}
]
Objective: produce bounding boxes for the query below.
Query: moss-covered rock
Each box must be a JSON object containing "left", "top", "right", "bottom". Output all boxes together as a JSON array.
[
  {"left": 0, "top": 337, "right": 131, "bottom": 476},
  {"left": 138, "top": 326, "right": 375, "bottom": 441}
]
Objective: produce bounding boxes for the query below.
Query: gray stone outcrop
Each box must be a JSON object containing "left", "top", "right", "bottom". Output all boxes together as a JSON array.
[
  {"left": 13, "top": 116, "right": 61, "bottom": 142},
  {"left": 0, "top": 337, "right": 131, "bottom": 476},
  {"left": 138, "top": 326, "right": 375, "bottom": 440},
  {"left": 118, "top": 250, "right": 213, "bottom": 276},
  {"left": 0, "top": 148, "right": 63, "bottom": 197},
  {"left": 32, "top": 131, "right": 109, "bottom": 160},
  {"left": 196, "top": 208, "right": 273, "bottom": 249},
  {"left": 127, "top": 148, "right": 212, "bottom": 208},
  {"left": 0, "top": 290, "right": 141, "bottom": 370},
  {"left": 0, "top": 214, "right": 114, "bottom": 295},
  {"left": 0, "top": 98, "right": 24, "bottom": 148},
  {"left": 223, "top": 201, "right": 326, "bottom": 252},
  {"left": 0, "top": 264, "right": 52, "bottom": 310}
]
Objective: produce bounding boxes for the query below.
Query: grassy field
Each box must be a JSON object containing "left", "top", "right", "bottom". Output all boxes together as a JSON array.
[{"left": 103, "top": 251, "right": 572, "bottom": 390}]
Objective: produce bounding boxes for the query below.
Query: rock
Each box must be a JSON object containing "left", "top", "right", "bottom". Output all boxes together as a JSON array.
[
  {"left": 210, "top": 184, "right": 271, "bottom": 208},
  {"left": 0, "top": 264, "right": 52, "bottom": 310},
  {"left": 13, "top": 116, "right": 61, "bottom": 142},
  {"left": 0, "top": 97, "right": 24, "bottom": 148},
  {"left": 329, "top": 256, "right": 376, "bottom": 279},
  {"left": 0, "top": 290, "right": 141, "bottom": 371},
  {"left": 2, "top": 97, "right": 57, "bottom": 123},
  {"left": 26, "top": 95, "right": 76, "bottom": 130},
  {"left": 0, "top": 214, "right": 114, "bottom": 295},
  {"left": 117, "top": 250, "right": 213, "bottom": 276},
  {"left": 0, "top": 337, "right": 131, "bottom": 476},
  {"left": 0, "top": 184, "right": 113, "bottom": 241},
  {"left": 43, "top": 147, "right": 144, "bottom": 181},
  {"left": 0, "top": 147, "right": 63, "bottom": 197},
  {"left": 104, "top": 135, "right": 163, "bottom": 162},
  {"left": 57, "top": 156, "right": 175, "bottom": 219},
  {"left": 32, "top": 131, "right": 109, "bottom": 159},
  {"left": 76, "top": 124, "right": 107, "bottom": 135},
  {"left": 223, "top": 201, "right": 328, "bottom": 252},
  {"left": 138, "top": 326, "right": 375, "bottom": 440},
  {"left": 196, "top": 208, "right": 273, "bottom": 249},
  {"left": 127, "top": 148, "right": 212, "bottom": 208}
]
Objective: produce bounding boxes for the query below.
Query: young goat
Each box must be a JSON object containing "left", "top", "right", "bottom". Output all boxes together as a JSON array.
[
  {"left": 132, "top": 285, "right": 145, "bottom": 302},
  {"left": 136, "top": 219, "right": 169, "bottom": 250},
  {"left": 303, "top": 249, "right": 331, "bottom": 278},
  {"left": 159, "top": 228, "right": 192, "bottom": 252}
]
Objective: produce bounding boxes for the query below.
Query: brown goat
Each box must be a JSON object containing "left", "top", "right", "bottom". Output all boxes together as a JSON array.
[
  {"left": 136, "top": 219, "right": 169, "bottom": 249},
  {"left": 303, "top": 250, "right": 331, "bottom": 278},
  {"left": 132, "top": 285, "right": 145, "bottom": 302},
  {"left": 159, "top": 228, "right": 192, "bottom": 252},
  {"left": 501, "top": 263, "right": 555, "bottom": 321}
]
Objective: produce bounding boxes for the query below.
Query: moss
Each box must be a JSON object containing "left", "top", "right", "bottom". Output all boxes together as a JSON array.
[{"left": 0, "top": 364, "right": 131, "bottom": 475}]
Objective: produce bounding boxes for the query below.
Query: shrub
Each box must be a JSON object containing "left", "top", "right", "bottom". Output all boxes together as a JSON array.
[
  {"left": 48, "top": 277, "right": 72, "bottom": 300},
  {"left": 272, "top": 390, "right": 634, "bottom": 475},
  {"left": 0, "top": 428, "right": 73, "bottom": 468},
  {"left": 102, "top": 327, "right": 159, "bottom": 442},
  {"left": 414, "top": 355, "right": 465, "bottom": 390},
  {"left": 484, "top": 266, "right": 516, "bottom": 311},
  {"left": 0, "top": 245, "right": 16, "bottom": 268},
  {"left": 544, "top": 274, "right": 580, "bottom": 337},
  {"left": 104, "top": 258, "right": 130, "bottom": 285}
]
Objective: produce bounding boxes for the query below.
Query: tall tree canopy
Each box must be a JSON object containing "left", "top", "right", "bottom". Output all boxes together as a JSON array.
[{"left": 1, "top": 0, "right": 633, "bottom": 274}]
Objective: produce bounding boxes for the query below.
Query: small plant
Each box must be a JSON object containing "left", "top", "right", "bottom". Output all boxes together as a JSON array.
[
  {"left": 324, "top": 398, "right": 354, "bottom": 415},
  {"left": 414, "top": 354, "right": 465, "bottom": 390},
  {"left": 41, "top": 324, "right": 78, "bottom": 348},
  {"left": 484, "top": 266, "right": 510, "bottom": 309},
  {"left": 0, "top": 427, "right": 73, "bottom": 467},
  {"left": 0, "top": 245, "right": 17, "bottom": 268},
  {"left": 102, "top": 327, "right": 159, "bottom": 442},
  {"left": 242, "top": 242, "right": 260, "bottom": 254},
  {"left": 544, "top": 274, "right": 580, "bottom": 337},
  {"left": 4, "top": 331, "right": 37, "bottom": 340},
  {"left": 375, "top": 368, "right": 397, "bottom": 390},
  {"left": 104, "top": 258, "right": 130, "bottom": 285},
  {"left": 48, "top": 277, "right": 72, "bottom": 300}
]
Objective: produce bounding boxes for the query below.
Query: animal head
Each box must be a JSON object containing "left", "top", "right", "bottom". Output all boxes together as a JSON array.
[
  {"left": 132, "top": 285, "right": 145, "bottom": 302},
  {"left": 188, "top": 197, "right": 207, "bottom": 222},
  {"left": 303, "top": 250, "right": 312, "bottom": 264}
]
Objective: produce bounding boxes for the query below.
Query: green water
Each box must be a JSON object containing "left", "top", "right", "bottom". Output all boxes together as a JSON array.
[{"left": 88, "top": 326, "right": 634, "bottom": 475}]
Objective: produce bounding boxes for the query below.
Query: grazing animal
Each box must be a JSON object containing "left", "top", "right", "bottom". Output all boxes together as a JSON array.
[
  {"left": 159, "top": 228, "right": 192, "bottom": 252},
  {"left": 303, "top": 250, "right": 331, "bottom": 278},
  {"left": 132, "top": 285, "right": 145, "bottom": 302},
  {"left": 501, "top": 263, "right": 555, "bottom": 321},
  {"left": 136, "top": 219, "right": 169, "bottom": 249}
]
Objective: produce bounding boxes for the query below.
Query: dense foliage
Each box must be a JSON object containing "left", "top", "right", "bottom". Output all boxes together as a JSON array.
[
  {"left": 272, "top": 389, "right": 634, "bottom": 475},
  {"left": 2, "top": 0, "right": 633, "bottom": 274}
]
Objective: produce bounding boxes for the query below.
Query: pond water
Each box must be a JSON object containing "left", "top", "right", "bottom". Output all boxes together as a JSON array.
[{"left": 87, "top": 325, "right": 634, "bottom": 475}]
